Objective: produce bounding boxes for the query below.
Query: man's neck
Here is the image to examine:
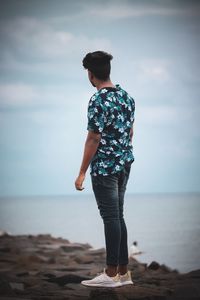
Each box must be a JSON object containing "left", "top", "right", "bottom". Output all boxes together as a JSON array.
[{"left": 96, "top": 80, "right": 115, "bottom": 91}]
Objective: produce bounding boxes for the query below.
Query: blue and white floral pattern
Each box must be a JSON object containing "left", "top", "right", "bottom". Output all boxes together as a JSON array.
[{"left": 87, "top": 84, "right": 135, "bottom": 176}]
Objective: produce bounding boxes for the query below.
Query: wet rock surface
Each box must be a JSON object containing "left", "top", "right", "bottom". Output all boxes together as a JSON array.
[{"left": 0, "top": 232, "right": 199, "bottom": 299}]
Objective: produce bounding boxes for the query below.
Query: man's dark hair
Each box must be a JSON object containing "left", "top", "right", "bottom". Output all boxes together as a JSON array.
[{"left": 82, "top": 51, "right": 113, "bottom": 81}]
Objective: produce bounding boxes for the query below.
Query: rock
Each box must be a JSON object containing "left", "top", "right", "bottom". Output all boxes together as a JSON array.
[
  {"left": 37, "top": 233, "right": 52, "bottom": 239},
  {"left": 186, "top": 269, "right": 200, "bottom": 278},
  {"left": 0, "top": 277, "right": 14, "bottom": 295},
  {"left": 0, "top": 230, "right": 11, "bottom": 237},
  {"left": 89, "top": 288, "right": 121, "bottom": 300},
  {"left": 0, "top": 233, "right": 199, "bottom": 299},
  {"left": 88, "top": 248, "right": 106, "bottom": 256},
  {"left": 9, "top": 282, "right": 24, "bottom": 291},
  {"left": 61, "top": 243, "right": 91, "bottom": 252},
  {"left": 43, "top": 273, "right": 56, "bottom": 278},
  {"left": 0, "top": 298, "right": 31, "bottom": 300},
  {"left": 17, "top": 254, "right": 50, "bottom": 265},
  {"left": 0, "top": 247, "right": 11, "bottom": 253},
  {"left": 148, "top": 261, "right": 160, "bottom": 270},
  {"left": 172, "top": 284, "right": 200, "bottom": 299},
  {"left": 16, "top": 271, "right": 29, "bottom": 277},
  {"left": 28, "top": 271, "right": 39, "bottom": 276},
  {"left": 74, "top": 254, "right": 94, "bottom": 264},
  {"left": 160, "top": 264, "right": 173, "bottom": 273},
  {"left": 45, "top": 273, "right": 89, "bottom": 285},
  {"left": 47, "top": 256, "right": 57, "bottom": 263}
]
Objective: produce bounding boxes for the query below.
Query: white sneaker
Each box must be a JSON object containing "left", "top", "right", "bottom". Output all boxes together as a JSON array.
[
  {"left": 119, "top": 271, "right": 134, "bottom": 286},
  {"left": 81, "top": 269, "right": 122, "bottom": 288}
]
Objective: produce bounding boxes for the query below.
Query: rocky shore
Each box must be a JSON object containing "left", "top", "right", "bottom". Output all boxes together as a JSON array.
[{"left": 0, "top": 232, "right": 199, "bottom": 300}]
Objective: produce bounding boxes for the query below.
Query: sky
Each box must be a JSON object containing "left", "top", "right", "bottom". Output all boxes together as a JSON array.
[{"left": 0, "top": 0, "right": 199, "bottom": 197}]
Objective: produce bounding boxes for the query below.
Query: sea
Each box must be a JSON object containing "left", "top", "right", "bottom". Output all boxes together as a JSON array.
[{"left": 0, "top": 193, "right": 200, "bottom": 274}]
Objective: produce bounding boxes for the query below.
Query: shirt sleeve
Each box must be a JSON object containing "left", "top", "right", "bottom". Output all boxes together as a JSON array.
[{"left": 87, "top": 95, "right": 106, "bottom": 134}]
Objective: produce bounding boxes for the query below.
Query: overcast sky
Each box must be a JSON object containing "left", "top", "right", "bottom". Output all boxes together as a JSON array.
[{"left": 0, "top": 0, "right": 199, "bottom": 196}]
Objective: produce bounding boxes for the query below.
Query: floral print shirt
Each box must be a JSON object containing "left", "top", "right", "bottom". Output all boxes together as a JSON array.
[{"left": 87, "top": 84, "right": 135, "bottom": 176}]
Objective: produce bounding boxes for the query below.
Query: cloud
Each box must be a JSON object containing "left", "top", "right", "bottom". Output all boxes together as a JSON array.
[
  {"left": 0, "top": 17, "right": 72, "bottom": 59},
  {"left": 0, "top": 84, "right": 39, "bottom": 107},
  {"left": 0, "top": 83, "right": 82, "bottom": 109},
  {"left": 138, "top": 105, "right": 175, "bottom": 124},
  {"left": 87, "top": 1, "right": 200, "bottom": 20},
  {"left": 0, "top": 17, "right": 111, "bottom": 62},
  {"left": 0, "top": 16, "right": 112, "bottom": 83},
  {"left": 114, "top": 58, "right": 171, "bottom": 96},
  {"left": 136, "top": 59, "right": 170, "bottom": 82},
  {"left": 137, "top": 105, "right": 185, "bottom": 125},
  {"left": 47, "top": 1, "right": 200, "bottom": 23}
]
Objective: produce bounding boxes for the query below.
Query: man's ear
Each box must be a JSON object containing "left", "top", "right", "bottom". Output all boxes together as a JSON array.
[{"left": 88, "top": 70, "right": 94, "bottom": 80}]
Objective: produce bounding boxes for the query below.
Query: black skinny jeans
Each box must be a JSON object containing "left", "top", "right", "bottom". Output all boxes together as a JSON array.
[{"left": 91, "top": 164, "right": 131, "bottom": 266}]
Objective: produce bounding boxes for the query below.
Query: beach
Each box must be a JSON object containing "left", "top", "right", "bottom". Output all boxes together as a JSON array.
[{"left": 0, "top": 232, "right": 200, "bottom": 299}]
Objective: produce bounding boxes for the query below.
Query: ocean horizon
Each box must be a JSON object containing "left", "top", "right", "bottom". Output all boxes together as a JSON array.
[{"left": 0, "top": 192, "right": 200, "bottom": 274}]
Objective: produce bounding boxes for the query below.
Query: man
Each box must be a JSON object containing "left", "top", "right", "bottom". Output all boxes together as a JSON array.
[{"left": 75, "top": 51, "right": 135, "bottom": 287}]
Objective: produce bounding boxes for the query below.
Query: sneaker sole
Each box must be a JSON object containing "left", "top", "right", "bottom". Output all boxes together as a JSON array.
[
  {"left": 81, "top": 281, "right": 122, "bottom": 288},
  {"left": 120, "top": 280, "right": 134, "bottom": 286}
]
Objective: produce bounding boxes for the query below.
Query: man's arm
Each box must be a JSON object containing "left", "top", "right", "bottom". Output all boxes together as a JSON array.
[{"left": 75, "top": 131, "right": 101, "bottom": 191}]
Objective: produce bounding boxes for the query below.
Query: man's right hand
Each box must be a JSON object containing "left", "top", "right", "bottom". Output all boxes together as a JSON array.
[{"left": 75, "top": 173, "right": 85, "bottom": 191}]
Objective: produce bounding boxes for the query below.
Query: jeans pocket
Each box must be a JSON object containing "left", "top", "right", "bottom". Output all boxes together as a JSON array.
[
  {"left": 91, "top": 175, "right": 104, "bottom": 187},
  {"left": 91, "top": 174, "right": 118, "bottom": 189}
]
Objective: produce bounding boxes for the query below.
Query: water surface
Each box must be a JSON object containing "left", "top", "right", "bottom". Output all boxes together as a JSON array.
[{"left": 0, "top": 193, "right": 199, "bottom": 273}]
